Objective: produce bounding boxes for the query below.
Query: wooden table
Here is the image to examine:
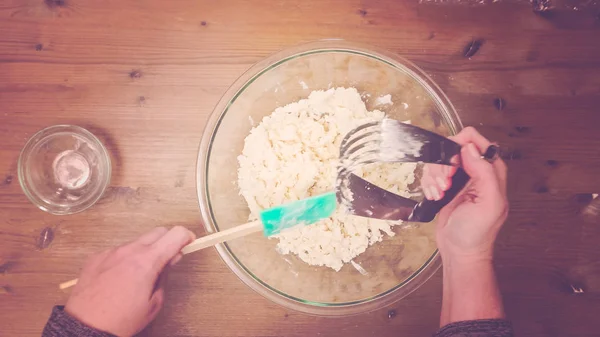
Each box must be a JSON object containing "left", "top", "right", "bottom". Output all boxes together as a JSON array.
[{"left": 1, "top": 1, "right": 600, "bottom": 336}]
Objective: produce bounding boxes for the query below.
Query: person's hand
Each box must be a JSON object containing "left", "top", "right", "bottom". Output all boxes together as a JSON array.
[
  {"left": 65, "top": 226, "right": 196, "bottom": 337},
  {"left": 421, "top": 127, "right": 508, "bottom": 263}
]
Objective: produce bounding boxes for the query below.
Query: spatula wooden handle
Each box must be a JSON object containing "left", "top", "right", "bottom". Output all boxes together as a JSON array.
[
  {"left": 59, "top": 221, "right": 263, "bottom": 290},
  {"left": 181, "top": 220, "right": 262, "bottom": 255},
  {"left": 59, "top": 278, "right": 79, "bottom": 290}
]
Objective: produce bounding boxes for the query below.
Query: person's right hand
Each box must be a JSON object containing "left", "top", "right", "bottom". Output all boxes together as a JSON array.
[{"left": 421, "top": 127, "right": 508, "bottom": 263}]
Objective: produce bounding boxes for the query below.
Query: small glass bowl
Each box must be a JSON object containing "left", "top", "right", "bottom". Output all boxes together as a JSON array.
[{"left": 18, "top": 125, "right": 111, "bottom": 215}]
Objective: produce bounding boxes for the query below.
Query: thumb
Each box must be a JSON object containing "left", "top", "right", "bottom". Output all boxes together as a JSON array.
[
  {"left": 461, "top": 143, "right": 497, "bottom": 192},
  {"left": 146, "top": 226, "right": 196, "bottom": 277}
]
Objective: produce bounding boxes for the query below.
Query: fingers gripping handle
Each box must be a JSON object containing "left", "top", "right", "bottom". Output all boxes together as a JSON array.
[{"left": 409, "top": 168, "right": 470, "bottom": 222}]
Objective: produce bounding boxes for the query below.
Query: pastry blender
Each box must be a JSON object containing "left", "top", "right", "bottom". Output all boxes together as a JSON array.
[{"left": 336, "top": 119, "right": 499, "bottom": 222}]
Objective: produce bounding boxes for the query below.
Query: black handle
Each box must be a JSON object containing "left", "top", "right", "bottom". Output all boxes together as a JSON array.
[{"left": 409, "top": 167, "right": 470, "bottom": 223}]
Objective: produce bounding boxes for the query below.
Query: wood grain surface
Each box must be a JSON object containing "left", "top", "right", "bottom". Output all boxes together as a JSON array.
[{"left": 1, "top": 0, "right": 600, "bottom": 336}]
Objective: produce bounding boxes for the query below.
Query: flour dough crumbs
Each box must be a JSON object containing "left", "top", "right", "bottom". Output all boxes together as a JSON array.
[{"left": 237, "top": 87, "right": 416, "bottom": 271}]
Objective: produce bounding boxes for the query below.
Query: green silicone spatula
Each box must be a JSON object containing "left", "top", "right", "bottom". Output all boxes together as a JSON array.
[
  {"left": 181, "top": 192, "right": 337, "bottom": 255},
  {"left": 58, "top": 192, "right": 337, "bottom": 290}
]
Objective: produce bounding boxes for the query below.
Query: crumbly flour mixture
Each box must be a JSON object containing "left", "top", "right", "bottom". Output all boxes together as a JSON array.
[{"left": 237, "top": 87, "right": 416, "bottom": 271}]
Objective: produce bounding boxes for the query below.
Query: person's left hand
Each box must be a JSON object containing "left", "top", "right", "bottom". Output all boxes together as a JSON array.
[{"left": 65, "top": 226, "right": 196, "bottom": 337}]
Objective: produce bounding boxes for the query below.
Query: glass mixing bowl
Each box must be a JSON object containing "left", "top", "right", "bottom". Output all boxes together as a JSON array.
[{"left": 197, "top": 40, "right": 462, "bottom": 316}]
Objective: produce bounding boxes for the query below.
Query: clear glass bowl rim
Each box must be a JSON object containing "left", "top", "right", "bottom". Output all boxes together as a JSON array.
[
  {"left": 196, "top": 40, "right": 463, "bottom": 316},
  {"left": 18, "top": 124, "right": 112, "bottom": 215}
]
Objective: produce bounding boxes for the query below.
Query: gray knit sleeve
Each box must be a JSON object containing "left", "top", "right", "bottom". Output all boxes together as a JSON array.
[
  {"left": 434, "top": 319, "right": 514, "bottom": 337},
  {"left": 42, "top": 306, "right": 117, "bottom": 337}
]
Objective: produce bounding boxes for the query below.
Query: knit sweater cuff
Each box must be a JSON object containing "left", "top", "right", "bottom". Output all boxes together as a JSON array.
[
  {"left": 434, "top": 319, "right": 514, "bottom": 337},
  {"left": 42, "top": 306, "right": 117, "bottom": 337}
]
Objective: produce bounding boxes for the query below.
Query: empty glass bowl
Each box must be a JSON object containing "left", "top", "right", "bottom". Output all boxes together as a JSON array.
[
  {"left": 18, "top": 125, "right": 111, "bottom": 215},
  {"left": 197, "top": 40, "right": 462, "bottom": 315}
]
